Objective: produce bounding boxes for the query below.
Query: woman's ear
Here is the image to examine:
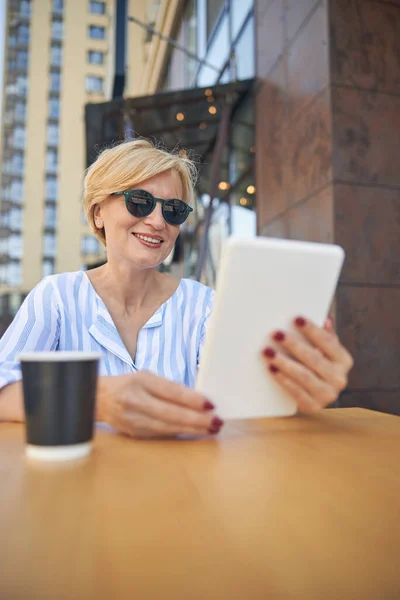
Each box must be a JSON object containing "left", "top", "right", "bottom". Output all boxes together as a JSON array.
[{"left": 93, "top": 205, "right": 103, "bottom": 229}]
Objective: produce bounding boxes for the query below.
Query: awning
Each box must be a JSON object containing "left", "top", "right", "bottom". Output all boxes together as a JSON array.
[{"left": 85, "top": 78, "right": 255, "bottom": 171}]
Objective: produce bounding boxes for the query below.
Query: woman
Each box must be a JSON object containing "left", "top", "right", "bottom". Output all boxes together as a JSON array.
[{"left": 0, "top": 140, "right": 353, "bottom": 437}]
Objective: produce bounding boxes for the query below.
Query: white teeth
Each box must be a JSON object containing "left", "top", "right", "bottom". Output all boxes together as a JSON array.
[{"left": 134, "top": 233, "right": 162, "bottom": 244}]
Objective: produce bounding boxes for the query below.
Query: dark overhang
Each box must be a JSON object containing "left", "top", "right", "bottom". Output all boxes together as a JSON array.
[{"left": 85, "top": 78, "right": 255, "bottom": 170}]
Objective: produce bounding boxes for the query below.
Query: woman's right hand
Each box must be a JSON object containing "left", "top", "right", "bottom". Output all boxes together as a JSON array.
[{"left": 96, "top": 371, "right": 224, "bottom": 439}]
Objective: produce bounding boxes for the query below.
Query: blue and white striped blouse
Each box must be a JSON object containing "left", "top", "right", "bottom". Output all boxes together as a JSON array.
[{"left": 0, "top": 271, "right": 214, "bottom": 390}]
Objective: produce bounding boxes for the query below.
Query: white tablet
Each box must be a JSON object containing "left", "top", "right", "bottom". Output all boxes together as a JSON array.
[{"left": 196, "top": 237, "right": 345, "bottom": 419}]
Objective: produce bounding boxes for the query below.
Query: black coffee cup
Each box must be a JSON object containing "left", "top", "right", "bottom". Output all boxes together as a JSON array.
[{"left": 19, "top": 352, "right": 100, "bottom": 461}]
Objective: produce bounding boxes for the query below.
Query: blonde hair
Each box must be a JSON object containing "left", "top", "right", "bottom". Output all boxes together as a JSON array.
[{"left": 83, "top": 139, "right": 198, "bottom": 245}]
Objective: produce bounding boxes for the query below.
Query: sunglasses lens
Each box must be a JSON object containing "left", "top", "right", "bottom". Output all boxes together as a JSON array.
[
  {"left": 163, "top": 200, "right": 190, "bottom": 225},
  {"left": 125, "top": 191, "right": 154, "bottom": 218}
]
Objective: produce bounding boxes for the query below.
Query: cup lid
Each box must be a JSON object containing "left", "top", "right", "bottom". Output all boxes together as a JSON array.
[{"left": 19, "top": 351, "right": 102, "bottom": 362}]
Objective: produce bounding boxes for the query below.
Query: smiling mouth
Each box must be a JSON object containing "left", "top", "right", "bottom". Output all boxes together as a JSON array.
[{"left": 133, "top": 233, "right": 164, "bottom": 245}]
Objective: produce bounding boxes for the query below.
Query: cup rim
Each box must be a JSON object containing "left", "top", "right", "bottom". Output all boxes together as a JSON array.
[{"left": 19, "top": 351, "right": 101, "bottom": 362}]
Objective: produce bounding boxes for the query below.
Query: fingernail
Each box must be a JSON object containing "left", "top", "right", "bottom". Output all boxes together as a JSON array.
[
  {"left": 262, "top": 347, "right": 276, "bottom": 359},
  {"left": 209, "top": 426, "right": 221, "bottom": 435},
  {"left": 203, "top": 400, "right": 215, "bottom": 411},
  {"left": 269, "top": 365, "right": 279, "bottom": 374},
  {"left": 212, "top": 417, "right": 224, "bottom": 429},
  {"left": 295, "top": 316, "right": 307, "bottom": 327},
  {"left": 209, "top": 417, "right": 224, "bottom": 435},
  {"left": 326, "top": 316, "right": 334, "bottom": 327},
  {"left": 273, "top": 331, "right": 285, "bottom": 342}
]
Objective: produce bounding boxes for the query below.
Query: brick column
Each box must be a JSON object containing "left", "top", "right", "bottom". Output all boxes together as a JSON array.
[{"left": 255, "top": 0, "right": 400, "bottom": 414}]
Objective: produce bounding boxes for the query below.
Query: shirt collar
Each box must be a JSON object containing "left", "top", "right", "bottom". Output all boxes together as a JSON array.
[{"left": 84, "top": 273, "right": 167, "bottom": 365}]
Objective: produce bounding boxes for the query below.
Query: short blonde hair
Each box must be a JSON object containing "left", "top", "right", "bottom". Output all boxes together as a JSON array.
[{"left": 83, "top": 139, "right": 198, "bottom": 245}]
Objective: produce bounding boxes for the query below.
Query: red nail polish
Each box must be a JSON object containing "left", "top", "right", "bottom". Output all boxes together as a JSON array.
[
  {"left": 212, "top": 417, "right": 224, "bottom": 429},
  {"left": 273, "top": 331, "right": 285, "bottom": 342},
  {"left": 269, "top": 365, "right": 279, "bottom": 374},
  {"left": 262, "top": 347, "right": 276, "bottom": 359},
  {"left": 203, "top": 400, "right": 215, "bottom": 411},
  {"left": 209, "top": 426, "right": 221, "bottom": 435},
  {"left": 295, "top": 316, "right": 307, "bottom": 327}
]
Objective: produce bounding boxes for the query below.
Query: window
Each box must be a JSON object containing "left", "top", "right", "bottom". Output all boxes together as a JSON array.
[
  {"left": 206, "top": 0, "right": 225, "bottom": 38},
  {"left": 88, "top": 26, "right": 105, "bottom": 40},
  {"left": 197, "top": 14, "right": 229, "bottom": 86},
  {"left": 13, "top": 126, "right": 26, "bottom": 149},
  {"left": 86, "top": 75, "right": 103, "bottom": 93},
  {"left": 185, "top": 0, "right": 197, "bottom": 85},
  {"left": 48, "top": 97, "right": 60, "bottom": 119},
  {"left": 16, "top": 50, "right": 28, "bottom": 70},
  {"left": 0, "top": 212, "right": 9, "bottom": 227},
  {"left": 42, "top": 260, "right": 55, "bottom": 277},
  {"left": 9, "top": 208, "right": 23, "bottom": 230},
  {"left": 17, "top": 24, "right": 30, "bottom": 45},
  {"left": 16, "top": 75, "right": 28, "bottom": 96},
  {"left": 15, "top": 101, "right": 26, "bottom": 122},
  {"left": 231, "top": 0, "right": 253, "bottom": 41},
  {"left": 81, "top": 235, "right": 100, "bottom": 255},
  {"left": 233, "top": 17, "right": 254, "bottom": 80},
  {"left": 45, "top": 176, "right": 58, "bottom": 201},
  {"left": 9, "top": 235, "right": 23, "bottom": 259},
  {"left": 10, "top": 180, "right": 23, "bottom": 202},
  {"left": 44, "top": 204, "right": 57, "bottom": 228},
  {"left": 47, "top": 124, "right": 59, "bottom": 146},
  {"left": 1, "top": 184, "right": 11, "bottom": 201},
  {"left": 11, "top": 153, "right": 24, "bottom": 175},
  {"left": 6, "top": 262, "right": 22, "bottom": 286},
  {"left": 5, "top": 81, "right": 16, "bottom": 96},
  {"left": 53, "top": 0, "right": 63, "bottom": 14},
  {"left": 89, "top": 1, "right": 106, "bottom": 14},
  {"left": 50, "top": 44, "right": 62, "bottom": 67},
  {"left": 1, "top": 208, "right": 22, "bottom": 230},
  {"left": 50, "top": 71, "right": 61, "bottom": 92},
  {"left": 43, "top": 233, "right": 57, "bottom": 257},
  {"left": 88, "top": 50, "right": 104, "bottom": 65},
  {"left": 51, "top": 20, "right": 63, "bottom": 41},
  {"left": 46, "top": 150, "right": 58, "bottom": 173},
  {"left": 20, "top": 1, "right": 31, "bottom": 18}
]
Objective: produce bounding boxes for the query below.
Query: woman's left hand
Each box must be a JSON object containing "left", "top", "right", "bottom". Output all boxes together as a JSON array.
[{"left": 262, "top": 316, "right": 354, "bottom": 414}]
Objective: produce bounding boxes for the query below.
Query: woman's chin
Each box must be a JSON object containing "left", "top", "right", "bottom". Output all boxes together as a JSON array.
[{"left": 127, "top": 247, "right": 169, "bottom": 269}]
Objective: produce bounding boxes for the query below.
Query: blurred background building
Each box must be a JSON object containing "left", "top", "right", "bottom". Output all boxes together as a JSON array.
[
  {"left": 0, "top": 0, "right": 114, "bottom": 324},
  {"left": 0, "top": 0, "right": 399, "bottom": 414}
]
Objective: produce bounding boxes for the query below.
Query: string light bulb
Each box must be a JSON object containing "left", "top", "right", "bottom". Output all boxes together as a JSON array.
[{"left": 218, "top": 181, "right": 230, "bottom": 191}]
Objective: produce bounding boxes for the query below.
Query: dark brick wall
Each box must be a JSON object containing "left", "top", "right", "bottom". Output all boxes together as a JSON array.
[
  {"left": 255, "top": 0, "right": 400, "bottom": 414},
  {"left": 331, "top": 0, "right": 400, "bottom": 414}
]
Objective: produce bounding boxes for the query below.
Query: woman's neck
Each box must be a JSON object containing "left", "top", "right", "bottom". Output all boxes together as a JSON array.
[{"left": 88, "top": 259, "right": 167, "bottom": 313}]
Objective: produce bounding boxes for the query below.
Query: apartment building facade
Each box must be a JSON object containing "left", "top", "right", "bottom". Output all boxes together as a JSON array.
[{"left": 0, "top": 0, "right": 120, "bottom": 329}]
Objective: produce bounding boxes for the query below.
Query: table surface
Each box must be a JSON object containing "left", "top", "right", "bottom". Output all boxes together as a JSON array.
[{"left": 1, "top": 408, "right": 400, "bottom": 600}]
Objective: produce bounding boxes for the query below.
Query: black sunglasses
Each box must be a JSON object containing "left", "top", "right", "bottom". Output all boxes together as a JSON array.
[{"left": 111, "top": 189, "right": 193, "bottom": 226}]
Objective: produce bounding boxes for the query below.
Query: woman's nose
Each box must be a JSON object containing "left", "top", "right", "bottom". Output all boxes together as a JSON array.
[{"left": 143, "top": 201, "right": 165, "bottom": 229}]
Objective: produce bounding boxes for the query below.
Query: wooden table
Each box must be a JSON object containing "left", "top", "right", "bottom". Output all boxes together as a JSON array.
[{"left": 1, "top": 408, "right": 400, "bottom": 600}]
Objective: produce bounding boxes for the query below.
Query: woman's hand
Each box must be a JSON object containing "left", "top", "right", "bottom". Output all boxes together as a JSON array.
[
  {"left": 262, "top": 316, "right": 354, "bottom": 414},
  {"left": 96, "top": 371, "right": 223, "bottom": 438}
]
